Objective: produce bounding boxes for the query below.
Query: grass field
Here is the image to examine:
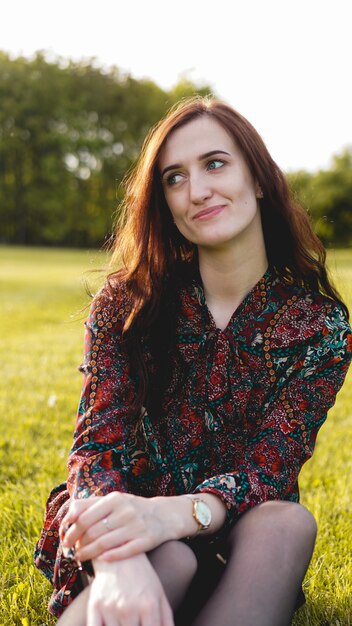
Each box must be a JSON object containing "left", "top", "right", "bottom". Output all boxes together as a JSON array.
[{"left": 1, "top": 245, "right": 351, "bottom": 626}]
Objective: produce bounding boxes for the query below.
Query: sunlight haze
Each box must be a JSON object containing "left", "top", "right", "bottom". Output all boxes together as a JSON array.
[{"left": 1, "top": 0, "right": 351, "bottom": 172}]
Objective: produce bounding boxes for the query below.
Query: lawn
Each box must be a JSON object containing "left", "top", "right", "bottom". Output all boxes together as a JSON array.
[{"left": 0, "top": 246, "right": 351, "bottom": 626}]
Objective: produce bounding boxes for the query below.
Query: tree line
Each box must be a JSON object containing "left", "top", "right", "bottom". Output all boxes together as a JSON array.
[{"left": 1, "top": 51, "right": 351, "bottom": 248}]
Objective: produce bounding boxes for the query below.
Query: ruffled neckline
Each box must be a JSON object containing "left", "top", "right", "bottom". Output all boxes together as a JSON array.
[{"left": 190, "top": 265, "right": 275, "bottom": 335}]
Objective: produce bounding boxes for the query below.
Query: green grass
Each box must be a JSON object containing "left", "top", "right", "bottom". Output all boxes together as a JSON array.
[{"left": 0, "top": 246, "right": 351, "bottom": 626}]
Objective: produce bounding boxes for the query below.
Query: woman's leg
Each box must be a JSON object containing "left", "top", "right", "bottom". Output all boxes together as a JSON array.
[
  {"left": 148, "top": 537, "right": 198, "bottom": 608},
  {"left": 56, "top": 539, "right": 198, "bottom": 625},
  {"left": 191, "top": 501, "right": 317, "bottom": 626},
  {"left": 56, "top": 585, "right": 91, "bottom": 626}
]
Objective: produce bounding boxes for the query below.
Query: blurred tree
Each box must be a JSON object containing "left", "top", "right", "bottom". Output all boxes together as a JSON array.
[
  {"left": 168, "top": 71, "right": 214, "bottom": 102},
  {"left": 310, "top": 149, "right": 352, "bottom": 246},
  {"left": 1, "top": 51, "right": 350, "bottom": 248},
  {"left": 0, "top": 51, "right": 213, "bottom": 247},
  {"left": 288, "top": 148, "right": 352, "bottom": 247}
]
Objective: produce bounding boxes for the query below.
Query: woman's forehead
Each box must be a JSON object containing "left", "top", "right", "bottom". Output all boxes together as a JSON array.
[{"left": 159, "top": 116, "right": 237, "bottom": 169}]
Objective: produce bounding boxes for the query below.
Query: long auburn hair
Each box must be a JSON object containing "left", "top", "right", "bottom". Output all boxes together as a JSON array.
[{"left": 107, "top": 96, "right": 348, "bottom": 415}]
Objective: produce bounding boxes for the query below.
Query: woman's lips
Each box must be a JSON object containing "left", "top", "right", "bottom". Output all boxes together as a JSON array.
[{"left": 193, "top": 205, "right": 225, "bottom": 221}]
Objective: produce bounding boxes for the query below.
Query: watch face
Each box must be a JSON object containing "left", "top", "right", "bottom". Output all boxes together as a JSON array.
[{"left": 195, "top": 500, "right": 212, "bottom": 527}]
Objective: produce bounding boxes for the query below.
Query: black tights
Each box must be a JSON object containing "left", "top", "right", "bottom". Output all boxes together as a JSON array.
[{"left": 57, "top": 501, "right": 317, "bottom": 626}]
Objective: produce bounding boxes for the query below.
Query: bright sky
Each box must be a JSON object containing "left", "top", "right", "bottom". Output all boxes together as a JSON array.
[{"left": 2, "top": 0, "right": 351, "bottom": 172}]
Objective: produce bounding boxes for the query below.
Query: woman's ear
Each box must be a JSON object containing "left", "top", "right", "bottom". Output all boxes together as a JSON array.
[{"left": 255, "top": 184, "right": 264, "bottom": 199}]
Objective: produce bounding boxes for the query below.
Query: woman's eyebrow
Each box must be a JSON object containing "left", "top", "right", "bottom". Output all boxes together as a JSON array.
[{"left": 160, "top": 150, "right": 231, "bottom": 178}]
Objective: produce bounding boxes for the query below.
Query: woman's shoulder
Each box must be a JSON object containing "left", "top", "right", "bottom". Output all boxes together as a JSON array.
[
  {"left": 86, "top": 274, "right": 133, "bottom": 332},
  {"left": 268, "top": 275, "right": 351, "bottom": 348}
]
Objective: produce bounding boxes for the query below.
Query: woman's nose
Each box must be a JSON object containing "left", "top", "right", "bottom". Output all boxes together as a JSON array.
[{"left": 189, "top": 173, "right": 212, "bottom": 203}]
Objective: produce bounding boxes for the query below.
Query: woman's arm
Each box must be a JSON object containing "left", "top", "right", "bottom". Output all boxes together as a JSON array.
[
  {"left": 61, "top": 286, "right": 227, "bottom": 562},
  {"left": 61, "top": 490, "right": 227, "bottom": 563},
  {"left": 87, "top": 554, "right": 174, "bottom": 626},
  {"left": 67, "top": 285, "right": 137, "bottom": 499},
  {"left": 35, "top": 285, "right": 139, "bottom": 614}
]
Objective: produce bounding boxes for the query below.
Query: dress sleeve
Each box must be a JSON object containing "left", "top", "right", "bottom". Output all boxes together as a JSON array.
[
  {"left": 34, "top": 287, "right": 140, "bottom": 617},
  {"left": 193, "top": 304, "right": 352, "bottom": 530},
  {"left": 67, "top": 287, "right": 137, "bottom": 499}
]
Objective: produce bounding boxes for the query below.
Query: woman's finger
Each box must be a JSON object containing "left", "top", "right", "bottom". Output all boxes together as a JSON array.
[
  {"left": 140, "top": 598, "right": 163, "bottom": 626},
  {"left": 160, "top": 595, "right": 175, "bottom": 626},
  {"left": 67, "top": 494, "right": 148, "bottom": 554},
  {"left": 86, "top": 602, "right": 104, "bottom": 626},
  {"left": 103, "top": 611, "right": 122, "bottom": 626},
  {"left": 93, "top": 538, "right": 147, "bottom": 562},
  {"left": 77, "top": 504, "right": 145, "bottom": 552},
  {"left": 74, "top": 513, "right": 116, "bottom": 549},
  {"left": 120, "top": 611, "right": 139, "bottom": 626},
  {"left": 60, "top": 497, "right": 100, "bottom": 539},
  {"left": 63, "top": 497, "right": 115, "bottom": 547},
  {"left": 75, "top": 527, "right": 135, "bottom": 562}
]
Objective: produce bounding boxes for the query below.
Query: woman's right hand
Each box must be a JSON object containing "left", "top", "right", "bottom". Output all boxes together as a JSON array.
[{"left": 87, "top": 552, "right": 175, "bottom": 626}]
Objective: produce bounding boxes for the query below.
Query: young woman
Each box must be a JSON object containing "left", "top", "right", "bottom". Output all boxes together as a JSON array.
[{"left": 35, "top": 97, "right": 352, "bottom": 626}]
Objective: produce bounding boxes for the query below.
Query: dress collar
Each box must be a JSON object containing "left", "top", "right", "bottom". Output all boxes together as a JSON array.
[{"left": 189, "top": 266, "right": 276, "bottom": 334}]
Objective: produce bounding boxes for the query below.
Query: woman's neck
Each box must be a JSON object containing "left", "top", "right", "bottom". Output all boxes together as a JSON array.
[{"left": 197, "top": 239, "right": 268, "bottom": 329}]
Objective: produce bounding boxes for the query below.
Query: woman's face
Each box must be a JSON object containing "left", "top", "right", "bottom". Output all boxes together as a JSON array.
[{"left": 158, "top": 116, "right": 263, "bottom": 252}]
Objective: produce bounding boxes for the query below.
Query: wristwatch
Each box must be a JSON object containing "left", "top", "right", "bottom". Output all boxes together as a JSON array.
[{"left": 187, "top": 496, "right": 212, "bottom": 536}]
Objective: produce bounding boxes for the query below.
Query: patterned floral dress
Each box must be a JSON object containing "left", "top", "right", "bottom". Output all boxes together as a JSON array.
[{"left": 34, "top": 267, "right": 352, "bottom": 617}]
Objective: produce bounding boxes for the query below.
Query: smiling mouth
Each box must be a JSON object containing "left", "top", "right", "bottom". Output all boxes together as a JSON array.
[{"left": 193, "top": 205, "right": 225, "bottom": 220}]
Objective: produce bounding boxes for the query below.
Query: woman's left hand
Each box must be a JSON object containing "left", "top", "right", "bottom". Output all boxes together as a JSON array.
[{"left": 60, "top": 492, "right": 173, "bottom": 563}]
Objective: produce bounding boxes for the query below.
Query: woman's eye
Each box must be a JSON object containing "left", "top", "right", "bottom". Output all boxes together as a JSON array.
[
  {"left": 207, "top": 159, "right": 224, "bottom": 170},
  {"left": 166, "top": 173, "right": 183, "bottom": 186}
]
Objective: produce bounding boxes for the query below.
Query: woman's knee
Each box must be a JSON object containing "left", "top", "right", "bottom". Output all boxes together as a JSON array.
[
  {"left": 228, "top": 501, "right": 317, "bottom": 556},
  {"left": 263, "top": 501, "right": 317, "bottom": 551},
  {"left": 148, "top": 539, "right": 198, "bottom": 581}
]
